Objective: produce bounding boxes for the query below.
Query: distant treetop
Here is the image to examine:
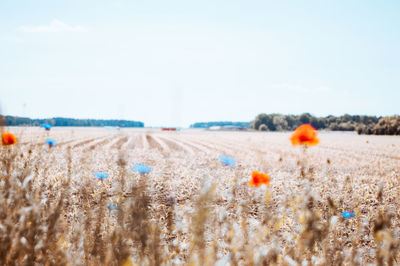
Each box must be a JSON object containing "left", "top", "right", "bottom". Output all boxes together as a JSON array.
[
  {"left": 2, "top": 115, "right": 144, "bottom": 128},
  {"left": 250, "top": 113, "right": 379, "bottom": 133},
  {"left": 190, "top": 121, "right": 250, "bottom": 128}
]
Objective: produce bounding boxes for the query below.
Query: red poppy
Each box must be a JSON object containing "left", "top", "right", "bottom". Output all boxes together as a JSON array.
[
  {"left": 1, "top": 133, "right": 18, "bottom": 146},
  {"left": 249, "top": 171, "right": 270, "bottom": 187},
  {"left": 290, "top": 124, "right": 319, "bottom": 146}
]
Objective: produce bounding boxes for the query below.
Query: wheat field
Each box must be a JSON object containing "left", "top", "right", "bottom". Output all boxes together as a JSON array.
[{"left": 1, "top": 127, "right": 400, "bottom": 265}]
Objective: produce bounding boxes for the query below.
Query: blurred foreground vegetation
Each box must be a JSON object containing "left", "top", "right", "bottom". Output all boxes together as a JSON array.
[{"left": 1, "top": 129, "right": 399, "bottom": 265}]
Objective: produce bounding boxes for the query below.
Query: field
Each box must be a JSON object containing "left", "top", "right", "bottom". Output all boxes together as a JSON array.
[{"left": 1, "top": 127, "right": 400, "bottom": 265}]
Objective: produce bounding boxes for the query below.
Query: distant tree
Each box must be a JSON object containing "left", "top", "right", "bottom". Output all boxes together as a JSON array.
[
  {"left": 251, "top": 114, "right": 275, "bottom": 130},
  {"left": 285, "top": 115, "right": 297, "bottom": 130},
  {"left": 356, "top": 125, "right": 364, "bottom": 135},
  {"left": 259, "top": 124, "right": 269, "bottom": 131},
  {"left": 342, "top": 114, "right": 351, "bottom": 122},
  {"left": 372, "top": 116, "right": 400, "bottom": 135},
  {"left": 272, "top": 115, "right": 288, "bottom": 131},
  {"left": 310, "top": 117, "right": 325, "bottom": 129}
]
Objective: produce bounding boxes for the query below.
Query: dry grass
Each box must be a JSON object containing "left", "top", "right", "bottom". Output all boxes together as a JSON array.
[{"left": 1, "top": 127, "right": 400, "bottom": 265}]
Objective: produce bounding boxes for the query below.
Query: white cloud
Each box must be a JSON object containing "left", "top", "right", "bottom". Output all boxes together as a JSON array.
[{"left": 18, "top": 19, "right": 88, "bottom": 33}]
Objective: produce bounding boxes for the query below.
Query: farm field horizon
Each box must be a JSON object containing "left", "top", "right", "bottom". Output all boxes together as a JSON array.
[
  {"left": 2, "top": 127, "right": 400, "bottom": 264},
  {"left": 2, "top": 0, "right": 399, "bottom": 264}
]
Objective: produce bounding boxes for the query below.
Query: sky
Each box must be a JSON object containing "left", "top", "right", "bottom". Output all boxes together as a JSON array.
[{"left": 0, "top": 0, "right": 399, "bottom": 127}]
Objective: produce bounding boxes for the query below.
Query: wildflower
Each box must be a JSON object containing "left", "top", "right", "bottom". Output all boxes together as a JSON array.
[
  {"left": 249, "top": 171, "right": 270, "bottom": 187},
  {"left": 108, "top": 204, "right": 116, "bottom": 210},
  {"left": 94, "top": 172, "right": 109, "bottom": 179},
  {"left": 133, "top": 163, "right": 151, "bottom": 174},
  {"left": 290, "top": 124, "right": 319, "bottom": 146},
  {"left": 42, "top": 123, "right": 52, "bottom": 130},
  {"left": 45, "top": 138, "right": 57, "bottom": 147},
  {"left": 219, "top": 155, "right": 236, "bottom": 167},
  {"left": 122, "top": 257, "right": 133, "bottom": 266},
  {"left": 342, "top": 211, "right": 355, "bottom": 218},
  {"left": 1, "top": 133, "right": 18, "bottom": 146}
]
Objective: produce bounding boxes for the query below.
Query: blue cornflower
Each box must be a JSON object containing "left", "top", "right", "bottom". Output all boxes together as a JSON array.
[
  {"left": 133, "top": 164, "right": 151, "bottom": 174},
  {"left": 219, "top": 155, "right": 236, "bottom": 167},
  {"left": 42, "top": 123, "right": 52, "bottom": 130},
  {"left": 45, "top": 138, "right": 57, "bottom": 147},
  {"left": 342, "top": 211, "right": 355, "bottom": 218},
  {"left": 94, "top": 172, "right": 109, "bottom": 179},
  {"left": 108, "top": 204, "right": 116, "bottom": 210}
]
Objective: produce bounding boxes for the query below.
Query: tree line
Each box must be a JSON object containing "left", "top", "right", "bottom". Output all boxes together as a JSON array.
[
  {"left": 356, "top": 116, "right": 400, "bottom": 135},
  {"left": 190, "top": 121, "right": 250, "bottom": 128},
  {"left": 252, "top": 113, "right": 400, "bottom": 135},
  {"left": 2, "top": 115, "right": 144, "bottom": 128},
  {"left": 251, "top": 113, "right": 378, "bottom": 132},
  {"left": 189, "top": 113, "right": 400, "bottom": 135},
  {"left": 4, "top": 114, "right": 399, "bottom": 135}
]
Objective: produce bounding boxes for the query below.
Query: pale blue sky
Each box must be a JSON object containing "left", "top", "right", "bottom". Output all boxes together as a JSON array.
[{"left": 0, "top": 0, "right": 399, "bottom": 127}]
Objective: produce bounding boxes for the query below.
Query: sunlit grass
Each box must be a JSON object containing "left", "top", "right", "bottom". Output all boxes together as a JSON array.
[{"left": 0, "top": 126, "right": 399, "bottom": 265}]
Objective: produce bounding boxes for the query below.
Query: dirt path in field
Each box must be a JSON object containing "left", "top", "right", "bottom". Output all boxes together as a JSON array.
[
  {"left": 108, "top": 136, "right": 127, "bottom": 150},
  {"left": 155, "top": 134, "right": 196, "bottom": 155},
  {"left": 150, "top": 135, "right": 171, "bottom": 152},
  {"left": 181, "top": 135, "right": 236, "bottom": 154},
  {"left": 145, "top": 134, "right": 163, "bottom": 150},
  {"left": 126, "top": 134, "right": 143, "bottom": 149},
  {"left": 109, "top": 135, "right": 129, "bottom": 150},
  {"left": 169, "top": 136, "right": 211, "bottom": 154},
  {"left": 84, "top": 136, "right": 115, "bottom": 151},
  {"left": 71, "top": 136, "right": 106, "bottom": 149}
]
